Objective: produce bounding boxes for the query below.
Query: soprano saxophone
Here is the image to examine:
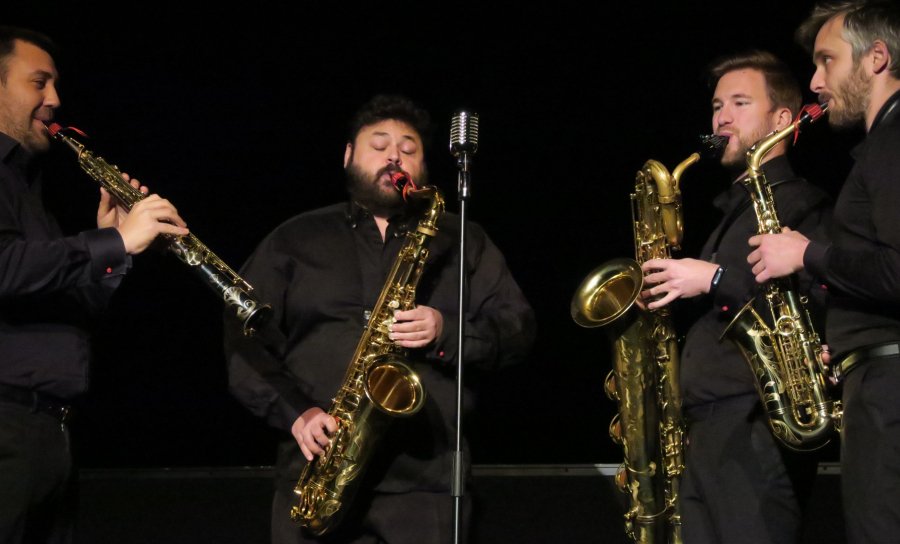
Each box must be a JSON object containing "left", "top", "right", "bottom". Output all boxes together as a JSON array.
[
  {"left": 290, "top": 173, "right": 442, "bottom": 536},
  {"left": 571, "top": 135, "right": 726, "bottom": 544},
  {"left": 45, "top": 123, "right": 270, "bottom": 336},
  {"left": 721, "top": 103, "right": 841, "bottom": 450}
]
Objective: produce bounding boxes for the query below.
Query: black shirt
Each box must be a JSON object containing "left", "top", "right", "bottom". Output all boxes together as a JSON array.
[
  {"left": 805, "top": 90, "right": 900, "bottom": 357},
  {"left": 681, "top": 155, "right": 831, "bottom": 408},
  {"left": 0, "top": 132, "right": 129, "bottom": 399},
  {"left": 224, "top": 200, "right": 534, "bottom": 492}
]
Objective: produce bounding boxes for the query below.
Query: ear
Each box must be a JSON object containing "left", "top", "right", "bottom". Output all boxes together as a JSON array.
[
  {"left": 870, "top": 40, "right": 892, "bottom": 75},
  {"left": 343, "top": 143, "right": 352, "bottom": 168},
  {"left": 773, "top": 107, "right": 793, "bottom": 131}
]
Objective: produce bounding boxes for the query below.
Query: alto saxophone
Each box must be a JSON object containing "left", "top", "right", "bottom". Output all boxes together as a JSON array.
[
  {"left": 290, "top": 173, "right": 443, "bottom": 536},
  {"left": 721, "top": 103, "right": 841, "bottom": 450},
  {"left": 45, "top": 123, "right": 270, "bottom": 336},
  {"left": 571, "top": 135, "right": 725, "bottom": 544}
]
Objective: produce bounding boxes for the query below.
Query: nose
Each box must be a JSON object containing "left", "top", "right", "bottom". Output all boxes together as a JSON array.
[
  {"left": 810, "top": 67, "right": 825, "bottom": 95},
  {"left": 44, "top": 81, "right": 61, "bottom": 110},
  {"left": 386, "top": 142, "right": 401, "bottom": 165},
  {"left": 714, "top": 104, "right": 733, "bottom": 131}
]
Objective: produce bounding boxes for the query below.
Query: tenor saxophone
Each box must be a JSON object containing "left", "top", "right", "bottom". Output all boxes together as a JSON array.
[
  {"left": 571, "top": 135, "right": 725, "bottom": 544},
  {"left": 290, "top": 173, "right": 443, "bottom": 536},
  {"left": 45, "top": 123, "right": 270, "bottom": 336},
  {"left": 721, "top": 103, "right": 841, "bottom": 450}
]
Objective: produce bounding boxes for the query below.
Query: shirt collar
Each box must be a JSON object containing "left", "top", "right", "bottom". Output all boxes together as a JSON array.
[
  {"left": 869, "top": 89, "right": 900, "bottom": 133},
  {"left": 344, "top": 201, "right": 415, "bottom": 233},
  {"left": 0, "top": 131, "right": 39, "bottom": 183},
  {"left": 713, "top": 154, "right": 794, "bottom": 213}
]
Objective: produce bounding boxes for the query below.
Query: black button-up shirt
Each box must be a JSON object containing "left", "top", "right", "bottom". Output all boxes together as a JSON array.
[
  {"left": 224, "top": 200, "right": 534, "bottom": 492},
  {"left": 0, "top": 132, "right": 128, "bottom": 399},
  {"left": 681, "top": 156, "right": 832, "bottom": 408},
  {"left": 805, "top": 90, "right": 900, "bottom": 357}
]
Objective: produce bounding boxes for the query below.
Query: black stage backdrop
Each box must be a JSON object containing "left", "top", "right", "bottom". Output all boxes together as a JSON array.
[{"left": 9, "top": 2, "right": 853, "bottom": 468}]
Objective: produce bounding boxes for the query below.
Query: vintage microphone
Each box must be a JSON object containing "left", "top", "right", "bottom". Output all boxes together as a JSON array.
[{"left": 449, "top": 110, "right": 478, "bottom": 544}]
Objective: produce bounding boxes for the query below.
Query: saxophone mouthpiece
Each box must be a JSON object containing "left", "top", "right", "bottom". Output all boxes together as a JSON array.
[
  {"left": 792, "top": 102, "right": 829, "bottom": 144},
  {"left": 699, "top": 134, "right": 728, "bottom": 158},
  {"left": 43, "top": 122, "right": 89, "bottom": 140},
  {"left": 46, "top": 122, "right": 63, "bottom": 137},
  {"left": 390, "top": 171, "right": 418, "bottom": 201},
  {"left": 800, "top": 102, "right": 828, "bottom": 122}
]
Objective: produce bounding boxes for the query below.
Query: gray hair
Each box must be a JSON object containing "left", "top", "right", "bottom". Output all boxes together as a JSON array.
[{"left": 796, "top": 1, "right": 900, "bottom": 78}]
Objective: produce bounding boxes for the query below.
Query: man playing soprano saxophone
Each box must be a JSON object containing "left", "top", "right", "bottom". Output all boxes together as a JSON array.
[
  {"left": 640, "top": 51, "right": 830, "bottom": 544},
  {"left": 750, "top": 2, "right": 900, "bottom": 542},
  {"left": 0, "top": 26, "right": 188, "bottom": 543},
  {"left": 224, "top": 94, "right": 534, "bottom": 544}
]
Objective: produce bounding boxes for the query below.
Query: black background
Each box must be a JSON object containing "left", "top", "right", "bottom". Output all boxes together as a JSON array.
[{"left": 9, "top": 1, "right": 854, "bottom": 468}]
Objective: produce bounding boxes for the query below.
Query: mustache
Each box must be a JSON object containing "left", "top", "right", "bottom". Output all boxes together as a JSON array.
[{"left": 376, "top": 164, "right": 403, "bottom": 179}]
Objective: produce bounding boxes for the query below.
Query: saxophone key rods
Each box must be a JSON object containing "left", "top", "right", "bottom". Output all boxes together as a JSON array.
[
  {"left": 45, "top": 123, "right": 270, "bottom": 336},
  {"left": 721, "top": 102, "right": 842, "bottom": 451}
]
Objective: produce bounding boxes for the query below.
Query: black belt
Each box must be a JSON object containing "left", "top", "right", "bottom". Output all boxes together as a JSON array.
[
  {"left": 834, "top": 342, "right": 900, "bottom": 381},
  {"left": 0, "top": 383, "right": 72, "bottom": 423}
]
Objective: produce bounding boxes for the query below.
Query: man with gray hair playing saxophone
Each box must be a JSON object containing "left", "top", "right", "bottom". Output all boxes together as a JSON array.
[
  {"left": 640, "top": 51, "right": 830, "bottom": 543},
  {"left": 750, "top": 2, "right": 900, "bottom": 542}
]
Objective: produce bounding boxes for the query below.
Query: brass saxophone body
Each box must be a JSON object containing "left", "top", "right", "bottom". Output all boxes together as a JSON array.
[
  {"left": 721, "top": 103, "right": 841, "bottom": 450},
  {"left": 45, "top": 123, "right": 270, "bottom": 336},
  {"left": 571, "top": 135, "right": 724, "bottom": 544},
  {"left": 290, "top": 177, "right": 443, "bottom": 536}
]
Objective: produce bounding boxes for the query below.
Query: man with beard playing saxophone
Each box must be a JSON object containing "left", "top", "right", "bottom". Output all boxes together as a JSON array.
[
  {"left": 639, "top": 51, "right": 830, "bottom": 544},
  {"left": 0, "top": 26, "right": 190, "bottom": 543},
  {"left": 750, "top": 2, "right": 900, "bottom": 542},
  {"left": 223, "top": 94, "right": 534, "bottom": 544}
]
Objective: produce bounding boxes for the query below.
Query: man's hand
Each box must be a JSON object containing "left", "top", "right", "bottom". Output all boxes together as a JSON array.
[
  {"left": 640, "top": 258, "right": 720, "bottom": 309},
  {"left": 747, "top": 227, "right": 809, "bottom": 283},
  {"left": 391, "top": 305, "right": 443, "bottom": 348},
  {"left": 291, "top": 407, "right": 339, "bottom": 462},
  {"left": 96, "top": 173, "right": 147, "bottom": 229},
  {"left": 116, "top": 193, "right": 189, "bottom": 255}
]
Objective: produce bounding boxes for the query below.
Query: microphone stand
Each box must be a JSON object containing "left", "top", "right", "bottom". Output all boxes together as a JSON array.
[{"left": 451, "top": 149, "right": 470, "bottom": 544}]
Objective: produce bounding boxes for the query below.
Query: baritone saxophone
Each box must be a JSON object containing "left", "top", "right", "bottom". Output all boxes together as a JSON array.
[
  {"left": 571, "top": 135, "right": 726, "bottom": 544},
  {"left": 45, "top": 123, "right": 270, "bottom": 336},
  {"left": 290, "top": 172, "right": 442, "bottom": 536},
  {"left": 721, "top": 103, "right": 841, "bottom": 450}
]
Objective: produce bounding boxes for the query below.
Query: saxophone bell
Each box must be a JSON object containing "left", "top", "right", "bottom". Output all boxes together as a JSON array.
[{"left": 570, "top": 258, "right": 643, "bottom": 329}]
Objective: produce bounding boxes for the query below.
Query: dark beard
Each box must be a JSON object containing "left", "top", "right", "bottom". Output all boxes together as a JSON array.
[{"left": 345, "top": 161, "right": 429, "bottom": 217}]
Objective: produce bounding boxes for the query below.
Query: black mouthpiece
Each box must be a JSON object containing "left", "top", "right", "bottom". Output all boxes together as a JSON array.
[{"left": 699, "top": 134, "right": 728, "bottom": 158}]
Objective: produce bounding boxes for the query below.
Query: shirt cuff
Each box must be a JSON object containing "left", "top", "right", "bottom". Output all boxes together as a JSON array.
[
  {"left": 803, "top": 240, "right": 831, "bottom": 279},
  {"left": 81, "top": 227, "right": 129, "bottom": 281},
  {"left": 427, "top": 320, "right": 457, "bottom": 364}
]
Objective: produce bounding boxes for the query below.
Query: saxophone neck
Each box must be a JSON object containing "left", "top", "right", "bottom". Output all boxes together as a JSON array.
[
  {"left": 670, "top": 152, "right": 701, "bottom": 188},
  {"left": 405, "top": 186, "right": 445, "bottom": 233},
  {"left": 46, "top": 123, "right": 86, "bottom": 158},
  {"left": 746, "top": 102, "right": 829, "bottom": 176},
  {"left": 746, "top": 124, "right": 795, "bottom": 177}
]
